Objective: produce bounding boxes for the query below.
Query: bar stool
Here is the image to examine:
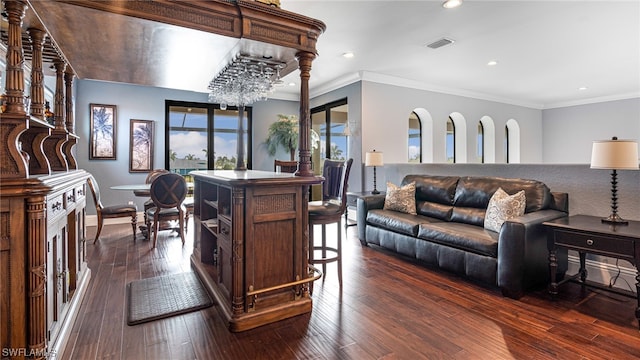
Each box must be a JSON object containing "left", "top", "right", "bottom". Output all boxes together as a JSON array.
[{"left": 308, "top": 158, "right": 353, "bottom": 286}]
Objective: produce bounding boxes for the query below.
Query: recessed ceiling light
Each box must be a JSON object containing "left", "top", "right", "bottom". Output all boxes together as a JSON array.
[
  {"left": 442, "top": 0, "right": 462, "bottom": 9},
  {"left": 487, "top": 60, "right": 498, "bottom": 66},
  {"left": 342, "top": 52, "right": 354, "bottom": 59},
  {"left": 288, "top": 82, "right": 296, "bottom": 87},
  {"left": 578, "top": 86, "right": 588, "bottom": 91}
]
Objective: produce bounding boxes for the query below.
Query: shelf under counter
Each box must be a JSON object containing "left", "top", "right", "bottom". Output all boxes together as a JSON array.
[{"left": 190, "top": 170, "right": 322, "bottom": 332}]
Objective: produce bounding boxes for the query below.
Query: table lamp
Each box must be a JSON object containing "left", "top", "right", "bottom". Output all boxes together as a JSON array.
[
  {"left": 365, "top": 150, "right": 384, "bottom": 194},
  {"left": 590, "top": 136, "right": 639, "bottom": 225}
]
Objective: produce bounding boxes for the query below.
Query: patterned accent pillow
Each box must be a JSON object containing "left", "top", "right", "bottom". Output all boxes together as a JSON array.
[
  {"left": 384, "top": 181, "right": 417, "bottom": 215},
  {"left": 484, "top": 187, "right": 526, "bottom": 232}
]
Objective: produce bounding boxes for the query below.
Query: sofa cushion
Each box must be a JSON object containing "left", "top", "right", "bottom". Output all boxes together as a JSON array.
[
  {"left": 416, "top": 200, "right": 454, "bottom": 221},
  {"left": 484, "top": 187, "right": 526, "bottom": 232},
  {"left": 384, "top": 181, "right": 417, "bottom": 215},
  {"left": 453, "top": 176, "right": 551, "bottom": 213},
  {"left": 367, "top": 209, "right": 440, "bottom": 237},
  {"left": 417, "top": 222, "right": 499, "bottom": 258},
  {"left": 403, "top": 175, "right": 458, "bottom": 220},
  {"left": 451, "top": 207, "right": 486, "bottom": 227},
  {"left": 403, "top": 175, "right": 459, "bottom": 204}
]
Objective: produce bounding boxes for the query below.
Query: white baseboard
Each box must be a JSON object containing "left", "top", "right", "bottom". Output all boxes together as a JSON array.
[
  {"left": 86, "top": 212, "right": 144, "bottom": 227},
  {"left": 566, "top": 254, "right": 637, "bottom": 293}
]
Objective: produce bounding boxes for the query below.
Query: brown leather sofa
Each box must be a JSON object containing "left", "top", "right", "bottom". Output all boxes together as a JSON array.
[{"left": 357, "top": 175, "right": 569, "bottom": 299}]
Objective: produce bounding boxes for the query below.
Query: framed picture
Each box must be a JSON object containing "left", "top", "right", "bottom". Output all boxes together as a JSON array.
[
  {"left": 129, "top": 119, "right": 154, "bottom": 173},
  {"left": 89, "top": 104, "right": 117, "bottom": 159}
]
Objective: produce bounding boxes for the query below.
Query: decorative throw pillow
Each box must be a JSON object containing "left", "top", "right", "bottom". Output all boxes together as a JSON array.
[
  {"left": 384, "top": 181, "right": 417, "bottom": 215},
  {"left": 484, "top": 187, "right": 526, "bottom": 232}
]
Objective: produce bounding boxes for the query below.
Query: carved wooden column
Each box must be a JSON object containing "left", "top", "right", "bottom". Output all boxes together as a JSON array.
[
  {"left": 295, "top": 51, "right": 316, "bottom": 177},
  {"left": 26, "top": 195, "right": 47, "bottom": 359},
  {"left": 28, "top": 28, "right": 46, "bottom": 120},
  {"left": 0, "top": 0, "right": 29, "bottom": 179},
  {"left": 63, "top": 68, "right": 78, "bottom": 169},
  {"left": 42, "top": 59, "right": 68, "bottom": 172},
  {"left": 21, "top": 27, "right": 52, "bottom": 175},
  {"left": 231, "top": 187, "right": 245, "bottom": 316}
]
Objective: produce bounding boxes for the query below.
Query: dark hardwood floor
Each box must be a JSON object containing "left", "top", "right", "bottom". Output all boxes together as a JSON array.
[{"left": 62, "top": 221, "right": 640, "bottom": 359}]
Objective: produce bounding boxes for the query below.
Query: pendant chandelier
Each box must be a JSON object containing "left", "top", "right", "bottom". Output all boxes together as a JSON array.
[{"left": 208, "top": 54, "right": 286, "bottom": 107}]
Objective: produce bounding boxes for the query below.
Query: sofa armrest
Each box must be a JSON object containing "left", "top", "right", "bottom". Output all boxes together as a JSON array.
[
  {"left": 356, "top": 194, "right": 386, "bottom": 243},
  {"left": 549, "top": 192, "right": 569, "bottom": 212},
  {"left": 497, "top": 209, "right": 568, "bottom": 298}
]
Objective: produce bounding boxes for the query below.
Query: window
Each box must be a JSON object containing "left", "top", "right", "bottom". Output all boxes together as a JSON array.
[
  {"left": 446, "top": 117, "right": 455, "bottom": 163},
  {"left": 310, "top": 98, "right": 348, "bottom": 201},
  {"left": 311, "top": 98, "right": 349, "bottom": 167},
  {"left": 477, "top": 121, "right": 484, "bottom": 163},
  {"left": 165, "top": 101, "right": 252, "bottom": 174},
  {"left": 408, "top": 112, "right": 422, "bottom": 163}
]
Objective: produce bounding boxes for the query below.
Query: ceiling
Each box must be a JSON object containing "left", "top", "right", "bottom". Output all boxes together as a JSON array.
[
  {"left": 8, "top": 1, "right": 640, "bottom": 110},
  {"left": 275, "top": 0, "right": 640, "bottom": 109}
]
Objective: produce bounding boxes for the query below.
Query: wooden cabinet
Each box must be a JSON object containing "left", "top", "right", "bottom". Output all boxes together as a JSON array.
[
  {"left": 191, "top": 170, "right": 322, "bottom": 332},
  {"left": 0, "top": 2, "right": 89, "bottom": 359},
  {"left": 1, "top": 171, "right": 90, "bottom": 359}
]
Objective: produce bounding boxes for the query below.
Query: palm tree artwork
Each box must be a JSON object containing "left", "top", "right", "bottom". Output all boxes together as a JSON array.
[
  {"left": 90, "top": 104, "right": 117, "bottom": 159},
  {"left": 130, "top": 119, "right": 154, "bottom": 172}
]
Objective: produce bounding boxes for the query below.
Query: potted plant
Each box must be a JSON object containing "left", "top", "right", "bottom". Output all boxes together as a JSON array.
[{"left": 265, "top": 114, "right": 319, "bottom": 160}]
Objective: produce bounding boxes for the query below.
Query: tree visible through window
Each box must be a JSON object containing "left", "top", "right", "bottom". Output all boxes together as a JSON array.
[{"left": 166, "top": 101, "right": 252, "bottom": 174}]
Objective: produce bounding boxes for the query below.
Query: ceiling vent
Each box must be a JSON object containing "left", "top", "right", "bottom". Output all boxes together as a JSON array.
[{"left": 426, "top": 38, "right": 455, "bottom": 49}]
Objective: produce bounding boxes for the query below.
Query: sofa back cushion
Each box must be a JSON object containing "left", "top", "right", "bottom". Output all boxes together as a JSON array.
[
  {"left": 402, "top": 175, "right": 459, "bottom": 221},
  {"left": 451, "top": 176, "right": 552, "bottom": 225},
  {"left": 454, "top": 176, "right": 551, "bottom": 212}
]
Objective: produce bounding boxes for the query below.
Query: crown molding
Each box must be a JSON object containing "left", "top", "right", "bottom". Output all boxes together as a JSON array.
[
  {"left": 270, "top": 71, "right": 640, "bottom": 109},
  {"left": 542, "top": 93, "right": 640, "bottom": 110}
]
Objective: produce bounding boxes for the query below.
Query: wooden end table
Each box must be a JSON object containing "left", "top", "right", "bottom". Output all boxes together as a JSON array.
[{"left": 544, "top": 214, "right": 640, "bottom": 329}]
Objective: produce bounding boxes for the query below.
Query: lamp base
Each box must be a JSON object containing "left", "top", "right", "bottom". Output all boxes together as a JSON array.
[
  {"left": 601, "top": 213, "right": 629, "bottom": 225},
  {"left": 371, "top": 190, "right": 380, "bottom": 195}
]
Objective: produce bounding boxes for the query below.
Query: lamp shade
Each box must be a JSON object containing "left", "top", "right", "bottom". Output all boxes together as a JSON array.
[
  {"left": 365, "top": 151, "right": 384, "bottom": 167},
  {"left": 590, "top": 138, "right": 639, "bottom": 170}
]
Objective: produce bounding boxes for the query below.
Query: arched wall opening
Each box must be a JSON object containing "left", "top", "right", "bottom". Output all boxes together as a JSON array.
[
  {"left": 505, "top": 118, "right": 521, "bottom": 163},
  {"left": 479, "top": 115, "right": 496, "bottom": 163},
  {"left": 449, "top": 112, "right": 467, "bottom": 163},
  {"left": 412, "top": 108, "right": 433, "bottom": 163}
]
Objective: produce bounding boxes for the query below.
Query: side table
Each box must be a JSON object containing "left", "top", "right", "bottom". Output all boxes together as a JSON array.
[
  {"left": 544, "top": 214, "right": 640, "bottom": 329},
  {"left": 345, "top": 191, "right": 385, "bottom": 228}
]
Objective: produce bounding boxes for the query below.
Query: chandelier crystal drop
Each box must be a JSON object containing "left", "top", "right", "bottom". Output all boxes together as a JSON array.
[{"left": 208, "top": 54, "right": 286, "bottom": 107}]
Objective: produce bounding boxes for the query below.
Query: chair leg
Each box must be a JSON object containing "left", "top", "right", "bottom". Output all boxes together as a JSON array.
[
  {"left": 321, "top": 224, "right": 327, "bottom": 278},
  {"left": 179, "top": 211, "right": 186, "bottom": 246},
  {"left": 152, "top": 214, "right": 160, "bottom": 248},
  {"left": 131, "top": 213, "right": 137, "bottom": 242},
  {"left": 94, "top": 213, "right": 104, "bottom": 243},
  {"left": 337, "top": 219, "right": 342, "bottom": 287}
]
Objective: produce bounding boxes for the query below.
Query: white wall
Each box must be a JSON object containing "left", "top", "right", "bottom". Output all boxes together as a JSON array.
[
  {"left": 542, "top": 98, "right": 640, "bottom": 163},
  {"left": 361, "top": 81, "right": 544, "bottom": 165}
]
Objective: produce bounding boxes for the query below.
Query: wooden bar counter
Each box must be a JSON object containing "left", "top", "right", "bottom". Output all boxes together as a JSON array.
[{"left": 190, "top": 170, "right": 323, "bottom": 332}]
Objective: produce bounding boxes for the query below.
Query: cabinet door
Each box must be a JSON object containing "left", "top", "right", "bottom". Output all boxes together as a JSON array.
[{"left": 46, "top": 217, "right": 67, "bottom": 341}]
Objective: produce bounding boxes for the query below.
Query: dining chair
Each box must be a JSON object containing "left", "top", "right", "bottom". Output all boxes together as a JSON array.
[
  {"left": 308, "top": 158, "right": 353, "bottom": 287},
  {"left": 145, "top": 173, "right": 188, "bottom": 248},
  {"left": 274, "top": 159, "right": 298, "bottom": 173},
  {"left": 87, "top": 175, "right": 138, "bottom": 243},
  {"left": 133, "top": 168, "right": 170, "bottom": 198}
]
